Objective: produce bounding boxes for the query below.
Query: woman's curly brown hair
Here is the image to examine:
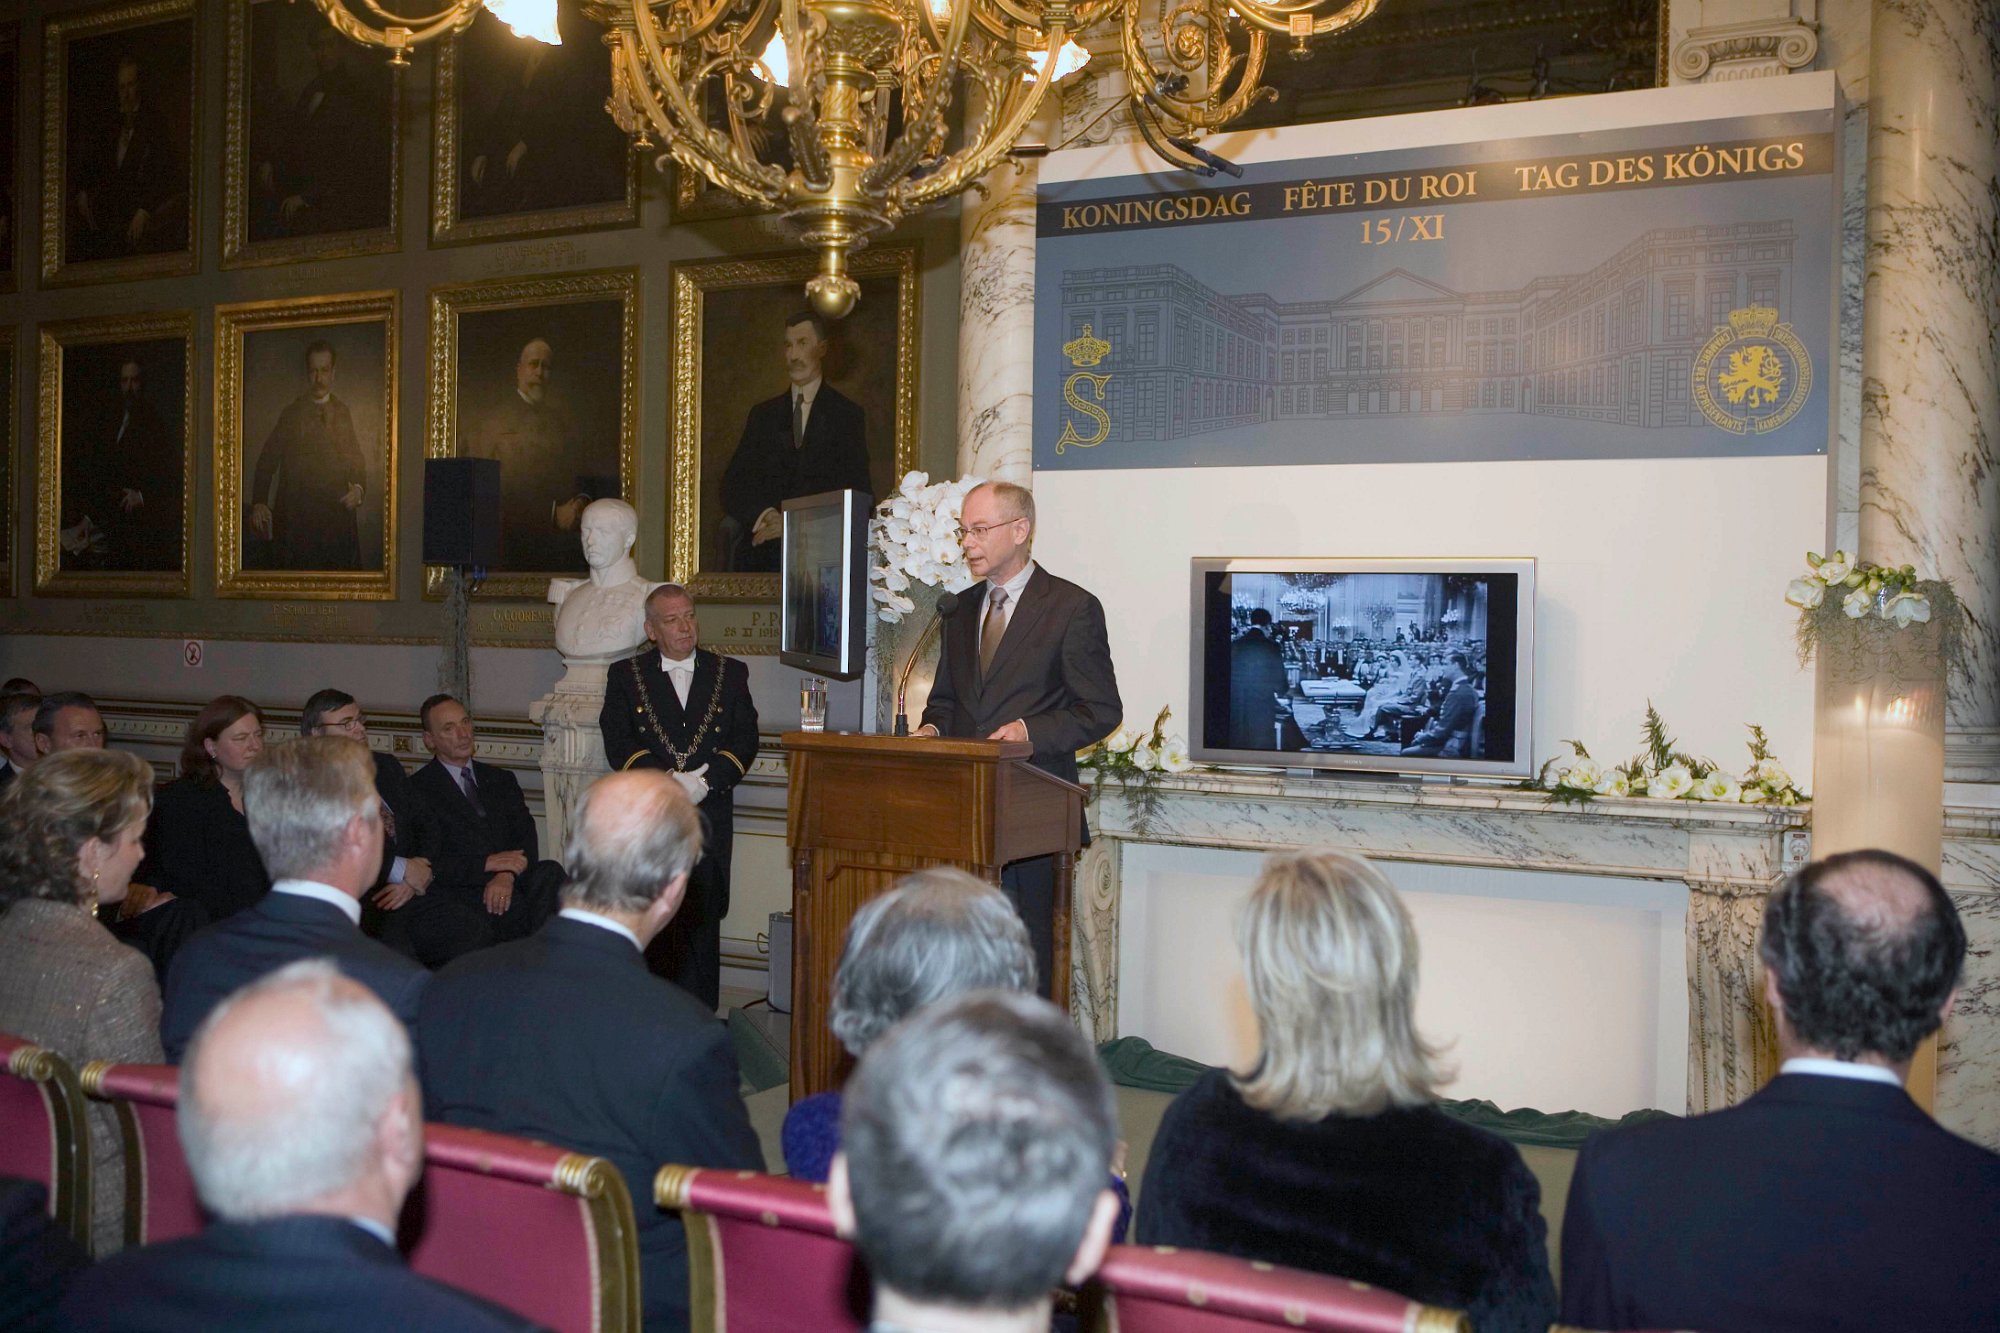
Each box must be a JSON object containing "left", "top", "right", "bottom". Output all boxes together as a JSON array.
[{"left": 0, "top": 749, "right": 154, "bottom": 909}]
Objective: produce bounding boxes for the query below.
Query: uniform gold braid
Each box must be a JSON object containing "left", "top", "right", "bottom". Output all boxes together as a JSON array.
[{"left": 627, "top": 657, "right": 727, "bottom": 773}]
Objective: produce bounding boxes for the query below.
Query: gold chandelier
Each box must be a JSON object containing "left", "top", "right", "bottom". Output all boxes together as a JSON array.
[{"left": 314, "top": 0, "right": 1382, "bottom": 316}]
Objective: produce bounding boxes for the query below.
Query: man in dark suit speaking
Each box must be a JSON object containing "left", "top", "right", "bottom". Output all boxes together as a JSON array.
[
  {"left": 718, "top": 311, "right": 871, "bottom": 572},
  {"left": 918, "top": 480, "right": 1122, "bottom": 992},
  {"left": 1560, "top": 849, "right": 2000, "bottom": 1333}
]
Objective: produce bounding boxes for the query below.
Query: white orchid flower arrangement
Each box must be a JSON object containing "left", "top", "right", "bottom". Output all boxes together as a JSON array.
[
  {"left": 1078, "top": 704, "right": 1195, "bottom": 833},
  {"left": 1786, "top": 550, "right": 1964, "bottom": 671},
  {"left": 868, "top": 471, "right": 983, "bottom": 623},
  {"left": 1530, "top": 706, "right": 1806, "bottom": 809}
]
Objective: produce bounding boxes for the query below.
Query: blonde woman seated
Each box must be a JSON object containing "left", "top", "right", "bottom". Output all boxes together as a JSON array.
[
  {"left": 1134, "top": 850, "right": 1556, "bottom": 1333},
  {"left": 0, "top": 749, "right": 166, "bottom": 1257}
]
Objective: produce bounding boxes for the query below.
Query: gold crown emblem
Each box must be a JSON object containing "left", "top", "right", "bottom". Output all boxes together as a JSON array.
[
  {"left": 1726, "top": 305, "right": 1781, "bottom": 338},
  {"left": 1063, "top": 324, "right": 1112, "bottom": 368}
]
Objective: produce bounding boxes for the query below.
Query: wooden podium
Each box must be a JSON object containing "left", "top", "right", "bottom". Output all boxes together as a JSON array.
[{"left": 783, "top": 731, "right": 1085, "bottom": 1100}]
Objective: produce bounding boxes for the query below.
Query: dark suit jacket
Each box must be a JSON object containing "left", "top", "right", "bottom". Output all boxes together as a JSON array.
[
  {"left": 1560, "top": 1072, "right": 2000, "bottom": 1332},
  {"left": 58, "top": 1213, "right": 542, "bottom": 1332},
  {"left": 137, "top": 779, "right": 271, "bottom": 924},
  {"left": 159, "top": 889, "right": 428, "bottom": 1062},
  {"left": 1, "top": 1177, "right": 87, "bottom": 1332},
  {"left": 248, "top": 394, "right": 365, "bottom": 570},
  {"left": 599, "top": 650, "right": 760, "bottom": 858},
  {"left": 1136, "top": 1067, "right": 1556, "bottom": 1333},
  {"left": 409, "top": 759, "right": 540, "bottom": 899},
  {"left": 417, "top": 917, "right": 764, "bottom": 1332},
  {"left": 1227, "top": 629, "right": 1287, "bottom": 750},
  {"left": 921, "top": 566, "right": 1122, "bottom": 788},
  {"left": 371, "top": 750, "right": 432, "bottom": 891},
  {"left": 719, "top": 383, "right": 870, "bottom": 572}
]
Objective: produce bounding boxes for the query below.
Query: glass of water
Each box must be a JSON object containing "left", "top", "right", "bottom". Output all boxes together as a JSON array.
[{"left": 800, "top": 678, "right": 828, "bottom": 731}]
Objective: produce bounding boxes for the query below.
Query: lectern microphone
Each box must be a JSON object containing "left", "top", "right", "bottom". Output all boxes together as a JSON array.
[{"left": 892, "top": 591, "right": 960, "bottom": 737}]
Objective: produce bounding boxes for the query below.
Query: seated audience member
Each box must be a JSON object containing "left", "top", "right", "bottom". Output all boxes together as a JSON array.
[
  {"left": 0, "top": 689, "right": 41, "bottom": 791},
  {"left": 0, "top": 750, "right": 166, "bottom": 1257},
  {"left": 828, "top": 990, "right": 1123, "bottom": 1333},
  {"left": 1135, "top": 849, "right": 1556, "bottom": 1333},
  {"left": 299, "top": 689, "right": 433, "bottom": 935},
  {"left": 418, "top": 769, "right": 761, "bottom": 1333},
  {"left": 2, "top": 677, "right": 39, "bottom": 694},
  {"left": 160, "top": 737, "right": 427, "bottom": 1063},
  {"left": 1561, "top": 849, "right": 2000, "bottom": 1333},
  {"left": 32, "top": 692, "right": 107, "bottom": 756},
  {"left": 1402, "top": 655, "right": 1479, "bottom": 758},
  {"left": 1, "top": 1177, "right": 88, "bottom": 1333},
  {"left": 402, "top": 694, "right": 560, "bottom": 966},
  {"left": 783, "top": 867, "right": 1038, "bottom": 1182},
  {"left": 61, "top": 960, "right": 542, "bottom": 1332},
  {"left": 139, "top": 696, "right": 272, "bottom": 924}
]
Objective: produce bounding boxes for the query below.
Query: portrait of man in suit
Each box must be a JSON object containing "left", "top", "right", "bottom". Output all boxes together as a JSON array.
[
  {"left": 57, "top": 341, "right": 187, "bottom": 575},
  {"left": 455, "top": 297, "right": 627, "bottom": 576},
  {"left": 245, "top": 339, "right": 368, "bottom": 571},
  {"left": 453, "top": 3, "right": 629, "bottom": 222},
  {"left": 61, "top": 24, "right": 194, "bottom": 266},
  {"left": 244, "top": 3, "right": 394, "bottom": 243}
]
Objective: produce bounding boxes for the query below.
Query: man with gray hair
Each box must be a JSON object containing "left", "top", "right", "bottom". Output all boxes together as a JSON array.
[
  {"left": 829, "top": 990, "right": 1123, "bottom": 1333},
  {"left": 159, "top": 736, "right": 428, "bottom": 1061},
  {"left": 61, "top": 960, "right": 538, "bottom": 1331},
  {"left": 418, "top": 769, "right": 762, "bottom": 1333}
]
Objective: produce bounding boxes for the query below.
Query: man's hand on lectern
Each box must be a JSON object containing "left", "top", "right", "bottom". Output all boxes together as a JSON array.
[
  {"left": 913, "top": 724, "right": 939, "bottom": 738},
  {"left": 987, "top": 719, "right": 1029, "bottom": 744}
]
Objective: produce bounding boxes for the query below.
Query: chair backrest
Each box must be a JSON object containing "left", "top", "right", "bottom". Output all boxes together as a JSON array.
[
  {"left": 0, "top": 1032, "right": 92, "bottom": 1251},
  {"left": 1084, "top": 1244, "right": 1470, "bottom": 1333},
  {"left": 404, "top": 1124, "right": 641, "bottom": 1333},
  {"left": 656, "top": 1164, "right": 868, "bottom": 1333},
  {"left": 79, "top": 1061, "right": 201, "bottom": 1247}
]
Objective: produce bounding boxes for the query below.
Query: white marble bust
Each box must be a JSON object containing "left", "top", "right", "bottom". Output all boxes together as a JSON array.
[{"left": 549, "top": 498, "right": 658, "bottom": 665}]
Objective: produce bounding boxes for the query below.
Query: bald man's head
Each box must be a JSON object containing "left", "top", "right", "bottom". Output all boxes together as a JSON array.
[
  {"left": 179, "top": 960, "right": 420, "bottom": 1222},
  {"left": 1759, "top": 850, "right": 1965, "bottom": 1064},
  {"left": 560, "top": 770, "right": 703, "bottom": 919}
]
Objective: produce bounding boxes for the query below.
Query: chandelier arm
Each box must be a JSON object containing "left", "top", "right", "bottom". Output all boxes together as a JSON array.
[
  {"left": 612, "top": 28, "right": 788, "bottom": 202},
  {"left": 306, "top": 0, "right": 484, "bottom": 52},
  {"left": 619, "top": 0, "right": 766, "bottom": 53},
  {"left": 774, "top": 0, "right": 834, "bottom": 189},
  {"left": 1121, "top": 0, "right": 1272, "bottom": 131},
  {"left": 1221, "top": 0, "right": 1378, "bottom": 40},
  {"left": 893, "top": 30, "right": 1065, "bottom": 211},
  {"left": 859, "top": 0, "right": 979, "bottom": 193}
]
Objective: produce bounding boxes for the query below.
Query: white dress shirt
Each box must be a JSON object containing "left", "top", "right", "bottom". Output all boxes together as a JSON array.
[
  {"left": 791, "top": 375, "right": 822, "bottom": 438},
  {"left": 558, "top": 906, "right": 643, "bottom": 952},
  {"left": 660, "top": 652, "right": 696, "bottom": 706},
  {"left": 271, "top": 878, "right": 362, "bottom": 926},
  {"left": 983, "top": 559, "right": 1037, "bottom": 640},
  {"left": 1779, "top": 1056, "right": 1904, "bottom": 1087}
]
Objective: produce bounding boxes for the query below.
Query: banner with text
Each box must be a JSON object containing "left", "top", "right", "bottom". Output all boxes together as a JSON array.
[{"left": 1033, "top": 107, "right": 1839, "bottom": 470}]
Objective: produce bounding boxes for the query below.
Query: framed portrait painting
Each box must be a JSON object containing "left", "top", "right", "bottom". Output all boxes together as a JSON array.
[
  {"left": 669, "top": 245, "right": 920, "bottom": 599},
  {"left": 40, "top": 0, "right": 200, "bottom": 286},
  {"left": 430, "top": 2, "right": 637, "bottom": 245},
  {"left": 1, "top": 25, "right": 18, "bottom": 292},
  {"left": 35, "top": 311, "right": 195, "bottom": 597},
  {"left": 426, "top": 268, "right": 639, "bottom": 598},
  {"left": 215, "top": 292, "right": 399, "bottom": 600},
  {"left": 223, "top": 0, "right": 400, "bottom": 268}
]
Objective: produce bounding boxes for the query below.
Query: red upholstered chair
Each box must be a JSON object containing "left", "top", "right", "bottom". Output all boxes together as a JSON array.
[
  {"left": 79, "top": 1061, "right": 202, "bottom": 1247},
  {"left": 403, "top": 1124, "right": 642, "bottom": 1333},
  {"left": 655, "top": 1164, "right": 869, "bottom": 1333},
  {"left": 0, "top": 1032, "right": 92, "bottom": 1250},
  {"left": 1082, "top": 1244, "right": 1470, "bottom": 1333}
]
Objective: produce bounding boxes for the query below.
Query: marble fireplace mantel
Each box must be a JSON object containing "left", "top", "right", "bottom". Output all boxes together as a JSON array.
[{"left": 1071, "top": 769, "right": 1811, "bottom": 1116}]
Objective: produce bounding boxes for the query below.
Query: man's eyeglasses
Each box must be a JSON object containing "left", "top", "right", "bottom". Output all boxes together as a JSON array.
[
  {"left": 955, "top": 516, "right": 1025, "bottom": 540},
  {"left": 318, "top": 715, "right": 367, "bottom": 734}
]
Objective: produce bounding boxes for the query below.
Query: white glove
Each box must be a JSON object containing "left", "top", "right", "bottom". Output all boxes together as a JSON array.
[{"left": 672, "top": 764, "right": 710, "bottom": 804}]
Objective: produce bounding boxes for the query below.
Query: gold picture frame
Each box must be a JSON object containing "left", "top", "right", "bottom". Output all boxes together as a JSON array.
[
  {"left": 669, "top": 244, "right": 921, "bottom": 600},
  {"left": 0, "top": 329, "right": 17, "bottom": 597},
  {"left": 35, "top": 310, "right": 196, "bottom": 597},
  {"left": 428, "top": 5, "right": 639, "bottom": 247},
  {"left": 214, "top": 291, "right": 400, "bottom": 600},
  {"left": 39, "top": 0, "right": 200, "bottom": 288},
  {"left": 1, "top": 24, "right": 20, "bottom": 294},
  {"left": 425, "top": 267, "right": 640, "bottom": 599},
  {"left": 221, "top": 0, "right": 402, "bottom": 270}
]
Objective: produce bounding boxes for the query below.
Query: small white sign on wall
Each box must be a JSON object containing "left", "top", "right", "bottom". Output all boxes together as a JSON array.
[{"left": 182, "top": 640, "right": 204, "bottom": 668}]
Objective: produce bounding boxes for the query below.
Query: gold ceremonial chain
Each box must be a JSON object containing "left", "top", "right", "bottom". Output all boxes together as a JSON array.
[{"left": 628, "top": 657, "right": 725, "bottom": 773}]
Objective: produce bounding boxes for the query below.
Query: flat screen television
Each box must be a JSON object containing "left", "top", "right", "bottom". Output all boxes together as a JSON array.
[
  {"left": 779, "top": 488, "right": 872, "bottom": 680},
  {"left": 1189, "top": 558, "right": 1535, "bottom": 779}
]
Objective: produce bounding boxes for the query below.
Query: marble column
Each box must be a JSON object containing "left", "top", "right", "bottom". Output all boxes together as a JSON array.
[
  {"left": 1857, "top": 0, "right": 2000, "bottom": 736},
  {"left": 957, "top": 160, "right": 1039, "bottom": 484}
]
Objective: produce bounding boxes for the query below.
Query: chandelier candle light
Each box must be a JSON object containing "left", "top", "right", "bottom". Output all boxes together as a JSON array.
[{"left": 311, "top": 0, "right": 1383, "bottom": 315}]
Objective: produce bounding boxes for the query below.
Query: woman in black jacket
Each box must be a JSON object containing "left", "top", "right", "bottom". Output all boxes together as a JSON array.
[
  {"left": 137, "top": 696, "right": 270, "bottom": 923},
  {"left": 1135, "top": 849, "right": 1557, "bottom": 1333}
]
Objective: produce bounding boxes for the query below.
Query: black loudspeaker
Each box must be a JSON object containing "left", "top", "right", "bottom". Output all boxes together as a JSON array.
[{"left": 423, "top": 458, "right": 502, "bottom": 567}]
